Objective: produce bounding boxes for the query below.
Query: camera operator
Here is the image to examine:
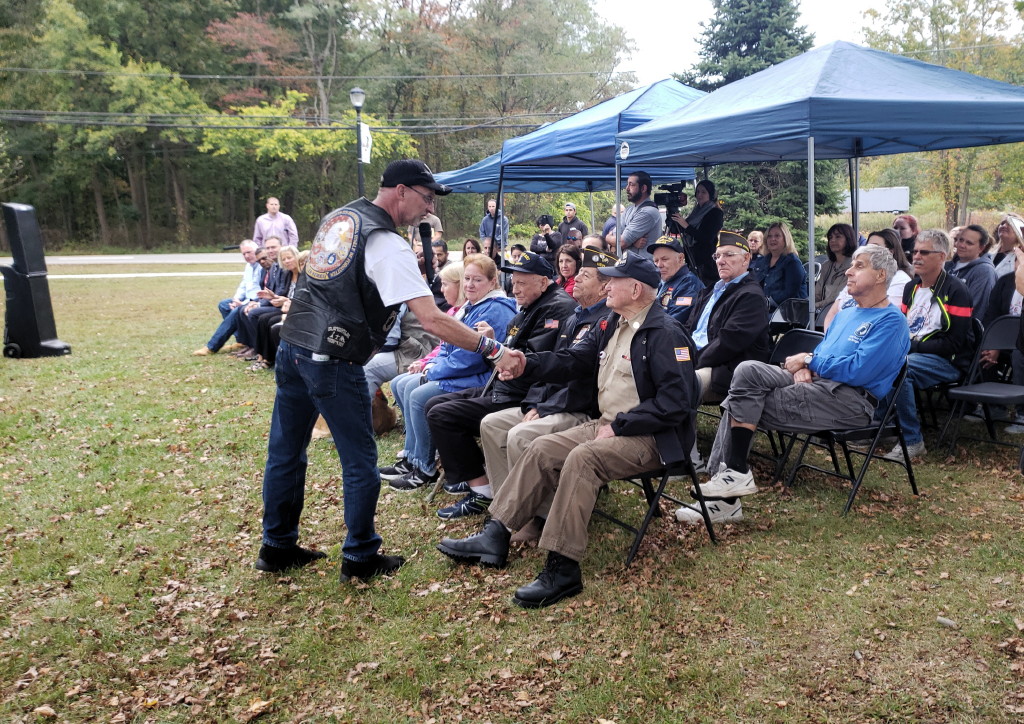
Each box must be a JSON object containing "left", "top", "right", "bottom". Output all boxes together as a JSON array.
[
  {"left": 670, "top": 179, "right": 724, "bottom": 285},
  {"left": 531, "top": 214, "right": 563, "bottom": 267},
  {"left": 605, "top": 171, "right": 663, "bottom": 257}
]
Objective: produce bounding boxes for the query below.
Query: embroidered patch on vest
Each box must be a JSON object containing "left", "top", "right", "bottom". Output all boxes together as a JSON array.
[
  {"left": 307, "top": 209, "right": 360, "bottom": 281},
  {"left": 675, "top": 347, "right": 691, "bottom": 362}
]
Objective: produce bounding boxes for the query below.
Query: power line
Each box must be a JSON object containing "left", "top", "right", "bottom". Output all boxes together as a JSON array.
[{"left": 0, "top": 66, "right": 626, "bottom": 82}]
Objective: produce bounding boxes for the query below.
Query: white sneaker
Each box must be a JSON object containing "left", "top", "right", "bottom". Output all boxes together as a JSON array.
[
  {"left": 882, "top": 440, "right": 926, "bottom": 461},
  {"left": 693, "top": 465, "right": 758, "bottom": 500},
  {"left": 675, "top": 499, "right": 743, "bottom": 524}
]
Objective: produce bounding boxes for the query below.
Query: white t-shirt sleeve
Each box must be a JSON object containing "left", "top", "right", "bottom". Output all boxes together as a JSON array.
[{"left": 364, "top": 229, "right": 432, "bottom": 306}]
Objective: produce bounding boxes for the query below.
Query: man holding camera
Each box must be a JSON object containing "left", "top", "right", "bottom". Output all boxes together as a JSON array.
[
  {"left": 531, "top": 214, "right": 563, "bottom": 266},
  {"left": 606, "top": 171, "right": 663, "bottom": 257}
]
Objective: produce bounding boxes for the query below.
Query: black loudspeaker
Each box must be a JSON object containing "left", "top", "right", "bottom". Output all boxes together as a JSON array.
[{"left": 1, "top": 202, "right": 71, "bottom": 358}]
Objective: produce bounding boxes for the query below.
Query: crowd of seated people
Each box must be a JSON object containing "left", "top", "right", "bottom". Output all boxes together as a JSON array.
[{"left": 195, "top": 206, "right": 1024, "bottom": 607}]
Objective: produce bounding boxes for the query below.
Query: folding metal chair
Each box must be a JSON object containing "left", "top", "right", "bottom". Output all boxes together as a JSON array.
[
  {"left": 768, "top": 297, "right": 812, "bottom": 341},
  {"left": 939, "top": 315, "right": 1024, "bottom": 458},
  {"left": 594, "top": 455, "right": 716, "bottom": 568},
  {"left": 915, "top": 317, "right": 983, "bottom": 429},
  {"left": 782, "top": 361, "right": 919, "bottom": 514}
]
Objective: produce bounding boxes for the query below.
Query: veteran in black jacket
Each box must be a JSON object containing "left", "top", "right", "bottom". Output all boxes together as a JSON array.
[
  {"left": 425, "top": 251, "right": 577, "bottom": 520},
  {"left": 437, "top": 252, "right": 698, "bottom": 609},
  {"left": 683, "top": 232, "right": 771, "bottom": 403}
]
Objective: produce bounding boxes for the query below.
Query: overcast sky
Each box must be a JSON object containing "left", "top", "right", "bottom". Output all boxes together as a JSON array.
[{"left": 594, "top": 0, "right": 881, "bottom": 85}]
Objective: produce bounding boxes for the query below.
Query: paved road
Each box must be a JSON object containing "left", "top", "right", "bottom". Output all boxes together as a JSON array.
[{"left": 0, "top": 252, "right": 242, "bottom": 266}]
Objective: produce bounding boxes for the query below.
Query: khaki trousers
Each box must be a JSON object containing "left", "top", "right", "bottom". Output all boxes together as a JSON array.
[
  {"left": 479, "top": 406, "right": 590, "bottom": 501},
  {"left": 489, "top": 420, "right": 660, "bottom": 562}
]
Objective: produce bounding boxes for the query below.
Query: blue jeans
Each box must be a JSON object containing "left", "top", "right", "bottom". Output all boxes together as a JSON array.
[
  {"left": 218, "top": 298, "right": 235, "bottom": 319},
  {"left": 888, "top": 352, "right": 961, "bottom": 446},
  {"left": 261, "top": 340, "right": 382, "bottom": 561},
  {"left": 207, "top": 305, "right": 245, "bottom": 352},
  {"left": 391, "top": 372, "right": 442, "bottom": 474}
]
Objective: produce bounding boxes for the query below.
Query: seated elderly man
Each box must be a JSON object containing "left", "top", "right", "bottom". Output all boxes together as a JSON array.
[
  {"left": 424, "top": 252, "right": 577, "bottom": 519},
  {"left": 437, "top": 252, "right": 698, "bottom": 609},
  {"left": 680, "top": 245, "right": 909, "bottom": 524},
  {"left": 648, "top": 236, "right": 705, "bottom": 325},
  {"left": 476, "top": 248, "right": 617, "bottom": 543},
  {"left": 881, "top": 228, "right": 974, "bottom": 461},
  {"left": 682, "top": 232, "right": 770, "bottom": 406}
]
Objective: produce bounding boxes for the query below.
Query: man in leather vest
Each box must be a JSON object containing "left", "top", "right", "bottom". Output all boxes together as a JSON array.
[{"left": 255, "top": 159, "right": 524, "bottom": 581}]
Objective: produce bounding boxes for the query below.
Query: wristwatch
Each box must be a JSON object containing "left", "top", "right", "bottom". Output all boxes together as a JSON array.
[{"left": 803, "top": 354, "right": 814, "bottom": 367}]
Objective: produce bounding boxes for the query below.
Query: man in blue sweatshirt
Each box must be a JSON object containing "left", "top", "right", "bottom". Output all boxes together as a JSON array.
[{"left": 678, "top": 244, "right": 910, "bottom": 524}]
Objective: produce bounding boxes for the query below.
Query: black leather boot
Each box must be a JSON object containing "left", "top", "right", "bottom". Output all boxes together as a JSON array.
[
  {"left": 339, "top": 554, "right": 405, "bottom": 582},
  {"left": 436, "top": 518, "right": 511, "bottom": 568},
  {"left": 512, "top": 551, "right": 583, "bottom": 608}
]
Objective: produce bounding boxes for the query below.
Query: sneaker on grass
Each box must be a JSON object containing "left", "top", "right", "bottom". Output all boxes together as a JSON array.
[
  {"left": 675, "top": 499, "right": 743, "bottom": 524},
  {"left": 692, "top": 464, "right": 758, "bottom": 500},
  {"left": 882, "top": 440, "right": 926, "bottom": 461},
  {"left": 389, "top": 466, "right": 439, "bottom": 491},
  {"left": 379, "top": 458, "right": 413, "bottom": 481},
  {"left": 437, "top": 491, "right": 492, "bottom": 520}
]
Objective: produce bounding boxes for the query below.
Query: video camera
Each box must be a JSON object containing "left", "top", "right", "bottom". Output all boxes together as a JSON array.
[{"left": 654, "top": 183, "right": 688, "bottom": 235}]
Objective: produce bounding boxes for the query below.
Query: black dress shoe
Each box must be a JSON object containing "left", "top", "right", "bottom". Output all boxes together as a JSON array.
[
  {"left": 339, "top": 553, "right": 405, "bottom": 582},
  {"left": 254, "top": 544, "right": 327, "bottom": 573},
  {"left": 436, "top": 518, "right": 511, "bottom": 568},
  {"left": 512, "top": 551, "right": 583, "bottom": 608}
]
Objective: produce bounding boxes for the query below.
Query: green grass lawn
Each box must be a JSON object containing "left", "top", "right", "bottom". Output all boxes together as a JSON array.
[{"left": 1, "top": 273, "right": 1023, "bottom": 722}]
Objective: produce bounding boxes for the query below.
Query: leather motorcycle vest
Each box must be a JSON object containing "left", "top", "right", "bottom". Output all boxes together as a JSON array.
[{"left": 281, "top": 198, "right": 401, "bottom": 364}]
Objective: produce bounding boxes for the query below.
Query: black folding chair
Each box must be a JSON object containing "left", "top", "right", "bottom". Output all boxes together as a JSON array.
[
  {"left": 594, "top": 455, "right": 716, "bottom": 568},
  {"left": 915, "top": 317, "right": 983, "bottom": 429},
  {"left": 782, "top": 360, "right": 919, "bottom": 514},
  {"left": 768, "top": 297, "right": 812, "bottom": 341},
  {"left": 939, "top": 315, "right": 1024, "bottom": 458}
]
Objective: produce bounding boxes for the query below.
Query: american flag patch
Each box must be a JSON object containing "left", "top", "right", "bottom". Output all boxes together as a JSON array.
[
  {"left": 544, "top": 319, "right": 560, "bottom": 329},
  {"left": 676, "top": 296, "right": 693, "bottom": 306},
  {"left": 675, "top": 347, "right": 691, "bottom": 362}
]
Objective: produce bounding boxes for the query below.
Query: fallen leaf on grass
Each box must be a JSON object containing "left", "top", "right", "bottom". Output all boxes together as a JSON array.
[{"left": 32, "top": 705, "right": 56, "bottom": 718}]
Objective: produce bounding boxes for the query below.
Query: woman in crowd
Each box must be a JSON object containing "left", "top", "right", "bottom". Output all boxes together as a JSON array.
[
  {"left": 380, "top": 254, "right": 516, "bottom": 490},
  {"left": 893, "top": 214, "right": 919, "bottom": 260},
  {"left": 815, "top": 223, "right": 857, "bottom": 311},
  {"left": 947, "top": 224, "right": 996, "bottom": 320},
  {"left": 462, "top": 238, "right": 482, "bottom": 258},
  {"left": 751, "top": 221, "right": 807, "bottom": 309},
  {"left": 990, "top": 213, "right": 1024, "bottom": 277},
  {"left": 555, "top": 244, "right": 582, "bottom": 295},
  {"left": 746, "top": 230, "right": 764, "bottom": 260},
  {"left": 822, "top": 228, "right": 913, "bottom": 330},
  {"left": 670, "top": 179, "right": 724, "bottom": 284}
]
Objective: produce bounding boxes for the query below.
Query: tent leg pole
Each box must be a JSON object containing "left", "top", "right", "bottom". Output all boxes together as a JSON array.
[
  {"left": 808, "top": 137, "right": 816, "bottom": 328},
  {"left": 614, "top": 164, "right": 622, "bottom": 256}
]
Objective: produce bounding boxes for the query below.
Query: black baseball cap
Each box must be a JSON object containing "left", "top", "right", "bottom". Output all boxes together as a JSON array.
[
  {"left": 601, "top": 251, "right": 661, "bottom": 288},
  {"left": 647, "top": 236, "right": 686, "bottom": 254},
  {"left": 500, "top": 250, "right": 554, "bottom": 277},
  {"left": 580, "top": 249, "right": 618, "bottom": 268},
  {"left": 380, "top": 159, "right": 452, "bottom": 195}
]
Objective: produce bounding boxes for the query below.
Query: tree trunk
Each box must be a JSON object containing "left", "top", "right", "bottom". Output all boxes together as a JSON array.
[
  {"left": 163, "top": 146, "right": 190, "bottom": 245},
  {"left": 124, "top": 147, "right": 151, "bottom": 248},
  {"left": 90, "top": 173, "right": 110, "bottom": 244}
]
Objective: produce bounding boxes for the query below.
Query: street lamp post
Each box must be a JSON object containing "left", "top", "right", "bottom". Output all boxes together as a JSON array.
[{"left": 350, "top": 87, "right": 366, "bottom": 198}]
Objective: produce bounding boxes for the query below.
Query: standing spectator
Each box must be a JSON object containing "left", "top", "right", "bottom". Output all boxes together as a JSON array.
[
  {"left": 751, "top": 222, "right": 808, "bottom": 309},
  {"left": 253, "top": 197, "right": 299, "bottom": 248},
  {"left": 407, "top": 212, "right": 444, "bottom": 246},
  {"left": 947, "top": 224, "right": 996, "bottom": 321},
  {"left": 478, "top": 199, "right": 509, "bottom": 250},
  {"left": 531, "top": 215, "right": 563, "bottom": 266},
  {"left": 602, "top": 204, "right": 622, "bottom": 239},
  {"left": 608, "top": 171, "right": 663, "bottom": 256},
  {"left": 670, "top": 179, "right": 724, "bottom": 284},
  {"left": 558, "top": 202, "right": 588, "bottom": 239},
  {"left": 815, "top": 223, "right": 857, "bottom": 311},
  {"left": 256, "top": 158, "right": 522, "bottom": 581},
  {"left": 893, "top": 214, "right": 919, "bottom": 260}
]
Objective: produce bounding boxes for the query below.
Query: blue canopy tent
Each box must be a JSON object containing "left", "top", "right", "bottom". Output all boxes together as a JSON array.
[
  {"left": 435, "top": 78, "right": 705, "bottom": 249},
  {"left": 615, "top": 41, "right": 1024, "bottom": 313}
]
